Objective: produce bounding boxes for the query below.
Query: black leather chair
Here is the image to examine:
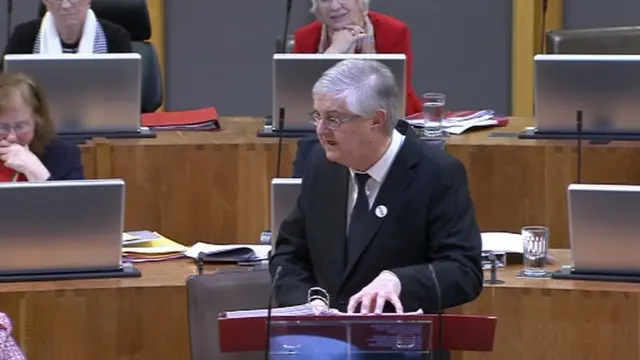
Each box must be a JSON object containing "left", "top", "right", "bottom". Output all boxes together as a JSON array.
[
  {"left": 38, "top": 0, "right": 163, "bottom": 113},
  {"left": 187, "top": 269, "right": 272, "bottom": 360},
  {"left": 546, "top": 26, "right": 640, "bottom": 54}
]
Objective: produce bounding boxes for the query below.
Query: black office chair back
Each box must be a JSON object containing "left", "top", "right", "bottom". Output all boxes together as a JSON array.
[
  {"left": 38, "top": 0, "right": 163, "bottom": 113},
  {"left": 186, "top": 269, "right": 272, "bottom": 360},
  {"left": 546, "top": 26, "right": 640, "bottom": 54}
]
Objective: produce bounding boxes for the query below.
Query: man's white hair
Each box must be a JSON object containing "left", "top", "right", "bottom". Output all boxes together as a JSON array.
[
  {"left": 310, "top": 0, "right": 370, "bottom": 13},
  {"left": 312, "top": 59, "right": 399, "bottom": 135}
]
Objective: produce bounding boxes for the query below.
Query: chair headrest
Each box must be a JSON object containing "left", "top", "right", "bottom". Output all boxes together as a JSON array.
[
  {"left": 38, "top": 0, "right": 151, "bottom": 41},
  {"left": 546, "top": 26, "right": 640, "bottom": 54}
]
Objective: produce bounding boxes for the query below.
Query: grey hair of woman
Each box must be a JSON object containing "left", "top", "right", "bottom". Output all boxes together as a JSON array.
[
  {"left": 312, "top": 59, "right": 399, "bottom": 135},
  {"left": 310, "top": 0, "right": 370, "bottom": 13}
]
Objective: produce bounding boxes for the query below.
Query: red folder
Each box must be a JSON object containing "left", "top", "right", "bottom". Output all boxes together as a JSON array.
[
  {"left": 141, "top": 107, "right": 221, "bottom": 131},
  {"left": 218, "top": 313, "right": 497, "bottom": 353}
]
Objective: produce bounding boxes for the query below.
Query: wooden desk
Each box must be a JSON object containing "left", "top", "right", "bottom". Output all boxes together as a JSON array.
[
  {"left": 101, "top": 118, "right": 298, "bottom": 246},
  {"left": 448, "top": 119, "right": 640, "bottom": 248},
  {"left": 1, "top": 250, "right": 637, "bottom": 359},
  {"left": 87, "top": 118, "right": 640, "bottom": 248},
  {"left": 0, "top": 261, "right": 198, "bottom": 360}
]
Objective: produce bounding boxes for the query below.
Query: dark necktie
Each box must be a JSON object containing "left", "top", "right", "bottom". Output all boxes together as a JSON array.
[{"left": 346, "top": 173, "right": 371, "bottom": 264}]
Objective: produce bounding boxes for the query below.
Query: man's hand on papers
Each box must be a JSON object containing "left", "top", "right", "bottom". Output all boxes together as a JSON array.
[{"left": 348, "top": 271, "right": 403, "bottom": 314}]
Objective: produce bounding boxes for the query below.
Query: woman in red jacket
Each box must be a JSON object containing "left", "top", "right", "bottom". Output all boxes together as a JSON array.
[{"left": 293, "top": 0, "right": 423, "bottom": 116}]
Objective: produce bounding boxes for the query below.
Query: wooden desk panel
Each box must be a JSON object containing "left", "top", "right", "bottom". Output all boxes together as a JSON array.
[
  {"left": 0, "top": 261, "right": 198, "bottom": 360},
  {"left": 449, "top": 119, "right": 640, "bottom": 248},
  {"left": 79, "top": 142, "right": 97, "bottom": 179},
  {"left": 106, "top": 119, "right": 298, "bottom": 245},
  {"left": 1, "top": 250, "right": 638, "bottom": 360},
  {"left": 100, "top": 118, "right": 640, "bottom": 248}
]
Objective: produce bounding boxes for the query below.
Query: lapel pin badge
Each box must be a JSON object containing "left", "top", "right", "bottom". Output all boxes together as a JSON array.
[{"left": 375, "top": 205, "right": 387, "bottom": 218}]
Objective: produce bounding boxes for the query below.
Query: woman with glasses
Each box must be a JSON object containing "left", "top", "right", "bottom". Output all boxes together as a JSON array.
[
  {"left": 2, "top": 0, "right": 131, "bottom": 59},
  {"left": 293, "top": 0, "right": 422, "bottom": 117},
  {"left": 0, "top": 72, "right": 84, "bottom": 182}
]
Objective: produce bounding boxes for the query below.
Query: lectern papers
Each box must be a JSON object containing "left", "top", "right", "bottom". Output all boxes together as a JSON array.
[{"left": 224, "top": 303, "right": 424, "bottom": 318}]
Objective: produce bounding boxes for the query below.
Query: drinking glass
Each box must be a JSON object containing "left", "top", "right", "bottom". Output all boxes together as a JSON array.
[
  {"left": 422, "top": 93, "right": 445, "bottom": 138},
  {"left": 522, "top": 226, "right": 549, "bottom": 276}
]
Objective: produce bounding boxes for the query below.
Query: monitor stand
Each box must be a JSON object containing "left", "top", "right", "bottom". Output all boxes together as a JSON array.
[
  {"left": 256, "top": 128, "right": 315, "bottom": 138},
  {"left": 0, "top": 262, "right": 141, "bottom": 283},
  {"left": 518, "top": 128, "right": 640, "bottom": 142},
  {"left": 256, "top": 114, "right": 315, "bottom": 138},
  {"left": 59, "top": 127, "right": 156, "bottom": 145},
  {"left": 551, "top": 267, "right": 640, "bottom": 283}
]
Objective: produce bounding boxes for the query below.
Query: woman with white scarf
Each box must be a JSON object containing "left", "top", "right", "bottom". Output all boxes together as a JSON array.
[
  {"left": 293, "top": 0, "right": 423, "bottom": 117},
  {"left": 2, "top": 0, "right": 131, "bottom": 63}
]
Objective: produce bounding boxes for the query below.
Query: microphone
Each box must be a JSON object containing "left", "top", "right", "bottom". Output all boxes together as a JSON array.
[
  {"left": 6, "top": 0, "right": 13, "bottom": 45},
  {"left": 264, "top": 265, "right": 282, "bottom": 360},
  {"left": 576, "top": 110, "right": 583, "bottom": 184},
  {"left": 280, "top": 0, "right": 293, "bottom": 53},
  {"left": 275, "top": 107, "right": 285, "bottom": 179},
  {"left": 428, "top": 264, "right": 444, "bottom": 360}
]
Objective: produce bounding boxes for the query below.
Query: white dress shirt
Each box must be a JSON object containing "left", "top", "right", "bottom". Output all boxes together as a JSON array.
[{"left": 347, "top": 129, "right": 406, "bottom": 228}]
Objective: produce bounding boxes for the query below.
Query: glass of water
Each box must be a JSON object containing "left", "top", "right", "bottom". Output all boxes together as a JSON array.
[
  {"left": 422, "top": 93, "right": 445, "bottom": 138},
  {"left": 522, "top": 226, "right": 549, "bottom": 276}
]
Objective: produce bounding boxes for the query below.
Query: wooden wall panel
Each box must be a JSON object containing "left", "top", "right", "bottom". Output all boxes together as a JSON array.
[{"left": 511, "top": 0, "right": 563, "bottom": 117}]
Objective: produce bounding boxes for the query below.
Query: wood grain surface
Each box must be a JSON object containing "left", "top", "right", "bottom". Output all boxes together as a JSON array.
[
  {"left": 77, "top": 117, "right": 640, "bottom": 248},
  {"left": 1, "top": 250, "right": 637, "bottom": 359}
]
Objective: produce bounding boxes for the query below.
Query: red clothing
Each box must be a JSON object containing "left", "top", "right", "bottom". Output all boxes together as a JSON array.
[
  {"left": 0, "top": 164, "right": 25, "bottom": 182},
  {"left": 293, "top": 11, "right": 423, "bottom": 117}
]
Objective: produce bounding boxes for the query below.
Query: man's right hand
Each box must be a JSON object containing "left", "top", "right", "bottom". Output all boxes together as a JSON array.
[{"left": 325, "top": 25, "right": 369, "bottom": 54}]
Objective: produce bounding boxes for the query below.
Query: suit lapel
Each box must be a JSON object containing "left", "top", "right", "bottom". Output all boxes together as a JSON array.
[{"left": 342, "top": 135, "right": 422, "bottom": 280}]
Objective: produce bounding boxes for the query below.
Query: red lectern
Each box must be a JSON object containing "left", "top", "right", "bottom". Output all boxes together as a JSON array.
[{"left": 218, "top": 313, "right": 496, "bottom": 357}]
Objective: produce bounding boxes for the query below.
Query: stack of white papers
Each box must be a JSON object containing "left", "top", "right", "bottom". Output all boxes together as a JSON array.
[
  {"left": 481, "top": 232, "right": 523, "bottom": 254},
  {"left": 225, "top": 303, "right": 424, "bottom": 318},
  {"left": 407, "top": 110, "right": 508, "bottom": 135}
]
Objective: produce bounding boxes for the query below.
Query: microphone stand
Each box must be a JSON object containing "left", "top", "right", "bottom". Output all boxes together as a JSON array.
[
  {"left": 264, "top": 266, "right": 282, "bottom": 360},
  {"left": 540, "top": 0, "right": 548, "bottom": 53},
  {"left": 275, "top": 107, "right": 285, "bottom": 179},
  {"left": 6, "top": 0, "right": 13, "bottom": 46},
  {"left": 576, "top": 110, "right": 583, "bottom": 184},
  {"left": 428, "top": 264, "right": 444, "bottom": 360},
  {"left": 280, "top": 0, "right": 293, "bottom": 53}
]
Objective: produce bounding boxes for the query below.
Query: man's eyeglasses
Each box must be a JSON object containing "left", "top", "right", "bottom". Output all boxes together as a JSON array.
[
  {"left": 309, "top": 111, "right": 359, "bottom": 130},
  {"left": 0, "top": 122, "right": 34, "bottom": 136}
]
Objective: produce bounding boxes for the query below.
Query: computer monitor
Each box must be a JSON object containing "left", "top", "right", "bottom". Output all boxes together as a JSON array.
[
  {"left": 568, "top": 183, "right": 640, "bottom": 275},
  {"left": 3, "top": 53, "right": 144, "bottom": 136},
  {"left": 270, "top": 178, "right": 302, "bottom": 252},
  {"left": 0, "top": 179, "right": 124, "bottom": 275},
  {"left": 534, "top": 54, "right": 640, "bottom": 135},
  {"left": 272, "top": 53, "right": 407, "bottom": 134}
]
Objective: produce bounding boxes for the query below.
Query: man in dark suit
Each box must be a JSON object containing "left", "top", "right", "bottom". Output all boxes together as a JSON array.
[{"left": 269, "top": 59, "right": 482, "bottom": 358}]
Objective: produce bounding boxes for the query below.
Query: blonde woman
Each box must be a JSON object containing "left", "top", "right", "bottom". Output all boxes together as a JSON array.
[{"left": 293, "top": 0, "right": 422, "bottom": 116}]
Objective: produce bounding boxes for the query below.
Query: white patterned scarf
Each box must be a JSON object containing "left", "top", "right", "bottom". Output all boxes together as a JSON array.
[
  {"left": 35, "top": 9, "right": 105, "bottom": 54},
  {"left": 317, "top": 15, "right": 376, "bottom": 54}
]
